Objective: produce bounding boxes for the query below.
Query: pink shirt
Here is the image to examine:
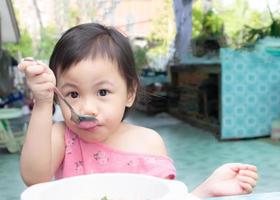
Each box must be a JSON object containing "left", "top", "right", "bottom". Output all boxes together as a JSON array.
[{"left": 55, "top": 128, "right": 176, "bottom": 180}]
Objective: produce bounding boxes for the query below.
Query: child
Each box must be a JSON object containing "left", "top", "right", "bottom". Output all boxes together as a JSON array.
[{"left": 19, "top": 23, "right": 258, "bottom": 198}]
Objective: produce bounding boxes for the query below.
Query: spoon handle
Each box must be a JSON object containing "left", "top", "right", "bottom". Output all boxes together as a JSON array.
[{"left": 53, "top": 87, "right": 75, "bottom": 112}]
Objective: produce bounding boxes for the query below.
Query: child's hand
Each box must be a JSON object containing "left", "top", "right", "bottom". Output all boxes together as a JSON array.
[
  {"left": 18, "top": 58, "right": 56, "bottom": 104},
  {"left": 192, "top": 163, "right": 258, "bottom": 198}
]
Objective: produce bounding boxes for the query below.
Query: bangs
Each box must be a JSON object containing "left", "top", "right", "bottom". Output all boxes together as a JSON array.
[
  {"left": 56, "top": 34, "right": 121, "bottom": 74},
  {"left": 88, "top": 35, "right": 121, "bottom": 65}
]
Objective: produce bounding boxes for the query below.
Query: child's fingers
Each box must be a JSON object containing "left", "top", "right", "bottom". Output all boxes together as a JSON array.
[
  {"left": 32, "top": 61, "right": 55, "bottom": 78},
  {"left": 45, "top": 66, "right": 55, "bottom": 76},
  {"left": 19, "top": 58, "right": 52, "bottom": 75},
  {"left": 18, "top": 59, "right": 36, "bottom": 72},
  {"left": 37, "top": 60, "right": 52, "bottom": 71},
  {"left": 239, "top": 182, "right": 253, "bottom": 194},
  {"left": 229, "top": 163, "right": 257, "bottom": 172},
  {"left": 32, "top": 81, "right": 55, "bottom": 92},
  {"left": 239, "top": 169, "right": 258, "bottom": 181},
  {"left": 29, "top": 72, "right": 55, "bottom": 85},
  {"left": 244, "top": 164, "right": 257, "bottom": 172},
  {"left": 237, "top": 174, "right": 257, "bottom": 188},
  {"left": 25, "top": 64, "right": 46, "bottom": 78}
]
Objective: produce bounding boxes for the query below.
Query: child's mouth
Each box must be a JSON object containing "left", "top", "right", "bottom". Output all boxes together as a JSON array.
[{"left": 78, "top": 121, "right": 98, "bottom": 129}]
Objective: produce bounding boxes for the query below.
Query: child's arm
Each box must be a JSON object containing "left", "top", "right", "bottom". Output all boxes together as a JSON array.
[
  {"left": 18, "top": 59, "right": 64, "bottom": 186},
  {"left": 191, "top": 163, "right": 258, "bottom": 198}
]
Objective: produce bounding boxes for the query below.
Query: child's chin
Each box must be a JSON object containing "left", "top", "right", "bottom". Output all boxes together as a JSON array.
[{"left": 79, "top": 134, "right": 106, "bottom": 143}]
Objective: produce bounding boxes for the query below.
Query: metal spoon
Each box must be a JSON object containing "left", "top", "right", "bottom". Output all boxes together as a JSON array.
[
  {"left": 22, "top": 58, "right": 96, "bottom": 124},
  {"left": 53, "top": 87, "right": 97, "bottom": 124}
]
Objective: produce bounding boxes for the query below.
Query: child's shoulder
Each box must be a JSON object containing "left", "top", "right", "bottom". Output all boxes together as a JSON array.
[
  {"left": 124, "top": 123, "right": 161, "bottom": 138},
  {"left": 121, "top": 123, "right": 167, "bottom": 156}
]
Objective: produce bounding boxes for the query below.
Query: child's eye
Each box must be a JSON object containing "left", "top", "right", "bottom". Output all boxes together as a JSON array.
[
  {"left": 98, "top": 89, "right": 109, "bottom": 96},
  {"left": 67, "top": 91, "right": 79, "bottom": 98}
]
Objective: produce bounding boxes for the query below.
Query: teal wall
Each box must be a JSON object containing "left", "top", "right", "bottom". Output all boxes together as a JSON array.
[{"left": 221, "top": 48, "right": 280, "bottom": 139}]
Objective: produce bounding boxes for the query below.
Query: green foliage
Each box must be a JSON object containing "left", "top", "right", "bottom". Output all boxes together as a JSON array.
[
  {"left": 213, "top": 0, "right": 250, "bottom": 34},
  {"left": 204, "top": 11, "right": 224, "bottom": 37},
  {"left": 192, "top": 8, "right": 224, "bottom": 40},
  {"left": 133, "top": 46, "right": 148, "bottom": 70},
  {"left": 211, "top": 0, "right": 275, "bottom": 48},
  {"left": 37, "top": 26, "right": 58, "bottom": 60},
  {"left": 235, "top": 5, "right": 280, "bottom": 48},
  {"left": 192, "top": 7, "right": 203, "bottom": 38},
  {"left": 191, "top": 4, "right": 225, "bottom": 56},
  {"left": 268, "top": 7, "right": 280, "bottom": 37},
  {"left": 192, "top": 0, "right": 280, "bottom": 49},
  {"left": 147, "top": 0, "right": 175, "bottom": 58},
  {"left": 3, "top": 25, "right": 57, "bottom": 61},
  {"left": 3, "top": 29, "right": 33, "bottom": 59}
]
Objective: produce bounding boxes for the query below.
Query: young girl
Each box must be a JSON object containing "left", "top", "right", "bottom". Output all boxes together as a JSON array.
[{"left": 19, "top": 23, "right": 258, "bottom": 198}]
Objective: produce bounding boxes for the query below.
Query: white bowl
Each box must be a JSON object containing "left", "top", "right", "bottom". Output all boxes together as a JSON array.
[{"left": 21, "top": 173, "right": 198, "bottom": 200}]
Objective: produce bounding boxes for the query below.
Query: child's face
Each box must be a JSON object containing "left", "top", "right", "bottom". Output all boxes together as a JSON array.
[{"left": 56, "top": 57, "right": 136, "bottom": 142}]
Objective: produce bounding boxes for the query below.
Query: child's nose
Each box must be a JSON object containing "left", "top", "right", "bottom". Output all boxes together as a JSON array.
[{"left": 80, "top": 98, "right": 98, "bottom": 116}]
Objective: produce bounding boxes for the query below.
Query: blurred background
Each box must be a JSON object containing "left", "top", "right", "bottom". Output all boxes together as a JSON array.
[{"left": 1, "top": 0, "right": 280, "bottom": 199}]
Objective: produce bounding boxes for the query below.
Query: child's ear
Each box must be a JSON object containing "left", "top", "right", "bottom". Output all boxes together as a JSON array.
[{"left": 126, "top": 86, "right": 137, "bottom": 107}]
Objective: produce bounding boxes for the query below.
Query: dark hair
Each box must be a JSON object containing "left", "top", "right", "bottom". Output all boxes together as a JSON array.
[{"left": 49, "top": 23, "right": 140, "bottom": 118}]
